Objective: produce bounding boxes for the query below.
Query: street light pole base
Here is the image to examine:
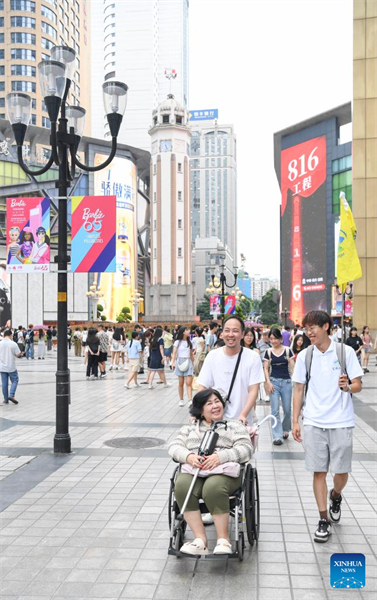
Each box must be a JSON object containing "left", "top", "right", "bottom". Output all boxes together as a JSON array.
[{"left": 54, "top": 433, "right": 71, "bottom": 454}]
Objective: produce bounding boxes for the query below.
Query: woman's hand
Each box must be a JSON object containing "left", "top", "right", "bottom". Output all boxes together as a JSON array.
[
  {"left": 171, "top": 362, "right": 176, "bottom": 370},
  {"left": 238, "top": 415, "right": 248, "bottom": 426},
  {"left": 265, "top": 381, "right": 274, "bottom": 395},
  {"left": 200, "top": 454, "right": 220, "bottom": 471},
  {"left": 186, "top": 454, "right": 203, "bottom": 468}
]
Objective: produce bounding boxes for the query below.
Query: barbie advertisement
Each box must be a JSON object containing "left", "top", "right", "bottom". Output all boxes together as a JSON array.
[{"left": 6, "top": 197, "right": 50, "bottom": 273}]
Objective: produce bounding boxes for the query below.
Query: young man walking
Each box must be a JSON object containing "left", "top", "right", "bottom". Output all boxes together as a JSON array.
[
  {"left": 292, "top": 310, "right": 363, "bottom": 543},
  {"left": 0, "top": 329, "right": 21, "bottom": 404}
]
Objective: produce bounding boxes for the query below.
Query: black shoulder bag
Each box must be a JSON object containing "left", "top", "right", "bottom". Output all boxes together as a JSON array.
[{"left": 226, "top": 347, "right": 243, "bottom": 405}]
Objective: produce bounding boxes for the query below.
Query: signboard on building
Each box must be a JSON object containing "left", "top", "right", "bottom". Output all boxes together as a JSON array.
[
  {"left": 94, "top": 156, "right": 137, "bottom": 321},
  {"left": 6, "top": 197, "right": 50, "bottom": 273},
  {"left": 189, "top": 109, "right": 218, "bottom": 121},
  {"left": 280, "top": 136, "right": 327, "bottom": 325},
  {"left": 71, "top": 196, "right": 116, "bottom": 273}
]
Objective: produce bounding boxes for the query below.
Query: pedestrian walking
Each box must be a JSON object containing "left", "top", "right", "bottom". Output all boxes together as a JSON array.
[
  {"left": 282, "top": 326, "right": 291, "bottom": 347},
  {"left": 147, "top": 326, "right": 171, "bottom": 389},
  {"left": 198, "top": 315, "right": 264, "bottom": 425},
  {"left": 263, "top": 328, "right": 295, "bottom": 446},
  {"left": 25, "top": 324, "right": 35, "bottom": 359},
  {"left": 81, "top": 326, "right": 88, "bottom": 358},
  {"left": 171, "top": 326, "right": 195, "bottom": 407},
  {"left": 46, "top": 325, "right": 52, "bottom": 351},
  {"left": 37, "top": 328, "right": 46, "bottom": 359},
  {"left": 97, "top": 324, "right": 109, "bottom": 378},
  {"left": 361, "top": 325, "right": 372, "bottom": 373},
  {"left": 257, "top": 330, "right": 271, "bottom": 402},
  {"left": 73, "top": 327, "right": 82, "bottom": 357},
  {"left": 86, "top": 327, "right": 100, "bottom": 379},
  {"left": 205, "top": 322, "right": 219, "bottom": 353},
  {"left": 292, "top": 310, "right": 363, "bottom": 543},
  {"left": 124, "top": 332, "right": 143, "bottom": 388},
  {"left": 291, "top": 334, "right": 305, "bottom": 361},
  {"left": 67, "top": 325, "right": 72, "bottom": 351},
  {"left": 345, "top": 327, "right": 363, "bottom": 365},
  {"left": 193, "top": 328, "right": 206, "bottom": 377},
  {"left": 15, "top": 326, "right": 25, "bottom": 356},
  {"left": 51, "top": 326, "right": 58, "bottom": 351},
  {"left": 162, "top": 327, "right": 174, "bottom": 367},
  {"left": 0, "top": 329, "right": 21, "bottom": 404},
  {"left": 109, "top": 326, "right": 123, "bottom": 371}
]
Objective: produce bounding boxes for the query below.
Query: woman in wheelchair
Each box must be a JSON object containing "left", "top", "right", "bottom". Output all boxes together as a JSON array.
[{"left": 168, "top": 388, "right": 253, "bottom": 556}]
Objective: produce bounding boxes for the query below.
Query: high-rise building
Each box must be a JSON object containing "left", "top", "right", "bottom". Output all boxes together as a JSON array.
[
  {"left": 0, "top": 0, "right": 91, "bottom": 135},
  {"left": 91, "top": 0, "right": 189, "bottom": 150},
  {"left": 190, "top": 119, "right": 237, "bottom": 270},
  {"left": 193, "top": 237, "right": 233, "bottom": 302},
  {"left": 146, "top": 94, "right": 195, "bottom": 320},
  {"left": 250, "top": 275, "right": 280, "bottom": 302}
]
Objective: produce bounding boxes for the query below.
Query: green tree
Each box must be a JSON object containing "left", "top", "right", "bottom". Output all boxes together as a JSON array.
[
  {"left": 235, "top": 304, "right": 246, "bottom": 320},
  {"left": 240, "top": 296, "right": 252, "bottom": 317},
  {"left": 116, "top": 306, "right": 132, "bottom": 323},
  {"left": 260, "top": 288, "right": 279, "bottom": 325},
  {"left": 197, "top": 294, "right": 211, "bottom": 321}
]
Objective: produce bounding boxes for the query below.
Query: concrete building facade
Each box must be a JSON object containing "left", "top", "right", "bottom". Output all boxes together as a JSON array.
[
  {"left": 0, "top": 0, "right": 91, "bottom": 136},
  {"left": 353, "top": 0, "right": 377, "bottom": 332},
  {"left": 250, "top": 275, "right": 280, "bottom": 302},
  {"left": 91, "top": 0, "right": 189, "bottom": 150},
  {"left": 190, "top": 120, "right": 237, "bottom": 271},
  {"left": 192, "top": 236, "right": 233, "bottom": 302},
  {"left": 147, "top": 94, "right": 195, "bottom": 320}
]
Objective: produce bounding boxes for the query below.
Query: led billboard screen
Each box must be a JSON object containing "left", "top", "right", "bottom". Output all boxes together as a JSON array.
[{"left": 280, "top": 136, "right": 327, "bottom": 325}]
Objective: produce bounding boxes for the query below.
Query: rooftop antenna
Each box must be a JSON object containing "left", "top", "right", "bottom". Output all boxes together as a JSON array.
[{"left": 164, "top": 68, "right": 177, "bottom": 96}]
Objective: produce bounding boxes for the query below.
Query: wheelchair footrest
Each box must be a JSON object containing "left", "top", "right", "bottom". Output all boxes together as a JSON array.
[{"left": 168, "top": 547, "right": 239, "bottom": 560}]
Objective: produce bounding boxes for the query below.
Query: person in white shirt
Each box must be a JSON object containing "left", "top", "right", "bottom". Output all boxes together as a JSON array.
[
  {"left": 197, "top": 316, "right": 265, "bottom": 425},
  {"left": 292, "top": 310, "right": 363, "bottom": 544},
  {"left": 0, "top": 329, "right": 21, "bottom": 404}
]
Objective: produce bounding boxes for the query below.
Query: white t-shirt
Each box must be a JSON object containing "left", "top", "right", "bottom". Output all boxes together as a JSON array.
[
  {"left": 174, "top": 340, "right": 191, "bottom": 358},
  {"left": 197, "top": 347, "right": 265, "bottom": 421},
  {"left": 0, "top": 338, "right": 20, "bottom": 372},
  {"left": 292, "top": 340, "right": 363, "bottom": 429},
  {"left": 191, "top": 337, "right": 198, "bottom": 351}
]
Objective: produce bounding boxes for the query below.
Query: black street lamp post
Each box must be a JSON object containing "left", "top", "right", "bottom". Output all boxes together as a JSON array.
[
  {"left": 6, "top": 46, "right": 128, "bottom": 454},
  {"left": 211, "top": 264, "right": 238, "bottom": 323},
  {"left": 281, "top": 307, "right": 290, "bottom": 328}
]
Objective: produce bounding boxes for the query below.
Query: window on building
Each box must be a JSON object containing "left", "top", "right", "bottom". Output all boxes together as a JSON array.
[
  {"left": 0, "top": 98, "right": 5, "bottom": 107},
  {"left": 76, "top": 43, "right": 80, "bottom": 55},
  {"left": 153, "top": 116, "right": 157, "bottom": 125},
  {"left": 104, "top": 71, "right": 115, "bottom": 81},
  {"left": 31, "top": 98, "right": 36, "bottom": 109},
  {"left": 178, "top": 219, "right": 182, "bottom": 229},
  {"left": 0, "top": 82, "right": 4, "bottom": 92},
  {"left": 41, "top": 21, "right": 57, "bottom": 38},
  {"left": 41, "top": 5, "right": 57, "bottom": 23},
  {"left": 177, "top": 162, "right": 182, "bottom": 173},
  {"left": 178, "top": 191, "right": 182, "bottom": 201},
  {"left": 0, "top": 66, "right": 4, "bottom": 76},
  {"left": 178, "top": 248, "right": 182, "bottom": 257},
  {"left": 11, "top": 16, "right": 36, "bottom": 28},
  {"left": 0, "top": 34, "right": 3, "bottom": 44},
  {"left": 42, "top": 116, "right": 50, "bottom": 128},
  {"left": 11, "top": 80, "right": 36, "bottom": 92},
  {"left": 153, "top": 248, "right": 157, "bottom": 258},
  {"left": 75, "top": 0, "right": 80, "bottom": 11},
  {"left": 41, "top": 37, "right": 54, "bottom": 49},
  {"left": 153, "top": 164, "right": 157, "bottom": 175},
  {"left": 0, "top": 50, "right": 3, "bottom": 59},
  {"left": 41, "top": 53, "right": 49, "bottom": 61},
  {"left": 0, "top": 16, "right": 3, "bottom": 26},
  {"left": 332, "top": 169, "right": 352, "bottom": 214},
  {"left": 162, "top": 115, "right": 169, "bottom": 124},
  {"left": 178, "top": 276, "right": 182, "bottom": 285},
  {"left": 153, "top": 219, "right": 156, "bottom": 230},
  {"left": 11, "top": 48, "right": 36, "bottom": 61},
  {"left": 153, "top": 192, "right": 156, "bottom": 202},
  {"left": 30, "top": 113, "right": 36, "bottom": 125},
  {"left": 176, "top": 115, "right": 182, "bottom": 124},
  {"left": 0, "top": 113, "right": 5, "bottom": 118},
  {"left": 0, "top": 0, "right": 3, "bottom": 8},
  {"left": 10, "top": 0, "right": 35, "bottom": 12},
  {"left": 11, "top": 65, "right": 36, "bottom": 77}
]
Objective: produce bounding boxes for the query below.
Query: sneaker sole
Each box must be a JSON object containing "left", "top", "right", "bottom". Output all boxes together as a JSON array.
[{"left": 314, "top": 535, "right": 330, "bottom": 543}]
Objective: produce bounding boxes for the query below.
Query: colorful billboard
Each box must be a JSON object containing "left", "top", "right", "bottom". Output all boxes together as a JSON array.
[
  {"left": 280, "top": 136, "right": 327, "bottom": 325},
  {"left": 71, "top": 196, "right": 116, "bottom": 273},
  {"left": 209, "top": 295, "right": 236, "bottom": 317},
  {"left": 93, "top": 156, "right": 137, "bottom": 321},
  {"left": 189, "top": 109, "right": 218, "bottom": 121},
  {"left": 6, "top": 197, "right": 50, "bottom": 273}
]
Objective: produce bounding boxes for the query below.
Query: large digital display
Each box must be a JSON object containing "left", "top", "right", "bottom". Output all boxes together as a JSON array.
[
  {"left": 94, "top": 156, "right": 137, "bottom": 321},
  {"left": 280, "top": 136, "right": 327, "bottom": 325}
]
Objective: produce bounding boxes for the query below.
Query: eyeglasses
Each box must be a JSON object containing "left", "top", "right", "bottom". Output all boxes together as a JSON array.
[{"left": 304, "top": 326, "right": 320, "bottom": 334}]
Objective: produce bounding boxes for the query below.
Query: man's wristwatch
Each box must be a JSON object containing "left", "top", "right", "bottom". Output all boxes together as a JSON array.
[{"left": 344, "top": 384, "right": 352, "bottom": 393}]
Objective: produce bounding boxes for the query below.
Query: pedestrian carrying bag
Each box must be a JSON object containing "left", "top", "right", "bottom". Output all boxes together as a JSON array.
[
  {"left": 304, "top": 342, "right": 350, "bottom": 397},
  {"left": 223, "top": 347, "right": 243, "bottom": 405},
  {"left": 267, "top": 347, "right": 293, "bottom": 376},
  {"left": 178, "top": 357, "right": 190, "bottom": 372}
]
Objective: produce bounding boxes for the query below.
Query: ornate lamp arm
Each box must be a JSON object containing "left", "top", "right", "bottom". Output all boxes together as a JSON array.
[
  {"left": 72, "top": 136, "right": 117, "bottom": 172},
  {"left": 17, "top": 145, "right": 54, "bottom": 176}
]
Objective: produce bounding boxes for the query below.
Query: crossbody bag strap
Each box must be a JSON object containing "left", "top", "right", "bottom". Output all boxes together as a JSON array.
[
  {"left": 226, "top": 347, "right": 243, "bottom": 405},
  {"left": 304, "top": 345, "right": 314, "bottom": 396}
]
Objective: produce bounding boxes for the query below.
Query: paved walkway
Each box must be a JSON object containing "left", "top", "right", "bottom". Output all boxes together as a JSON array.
[{"left": 0, "top": 350, "right": 376, "bottom": 600}]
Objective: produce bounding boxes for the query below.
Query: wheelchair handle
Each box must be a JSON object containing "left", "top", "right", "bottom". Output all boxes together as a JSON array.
[{"left": 256, "top": 414, "right": 277, "bottom": 429}]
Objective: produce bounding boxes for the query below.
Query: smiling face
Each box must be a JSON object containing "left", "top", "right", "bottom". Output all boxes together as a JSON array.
[
  {"left": 296, "top": 336, "right": 304, "bottom": 347},
  {"left": 37, "top": 231, "right": 45, "bottom": 243},
  {"left": 305, "top": 323, "right": 329, "bottom": 346},
  {"left": 9, "top": 228, "right": 19, "bottom": 242},
  {"left": 202, "top": 393, "right": 224, "bottom": 423},
  {"left": 222, "top": 318, "right": 244, "bottom": 350},
  {"left": 269, "top": 334, "right": 282, "bottom": 348},
  {"left": 244, "top": 331, "right": 254, "bottom": 347},
  {"left": 24, "top": 232, "right": 31, "bottom": 241}
]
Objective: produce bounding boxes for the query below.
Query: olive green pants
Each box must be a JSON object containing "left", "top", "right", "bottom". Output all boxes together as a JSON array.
[{"left": 174, "top": 472, "right": 243, "bottom": 515}]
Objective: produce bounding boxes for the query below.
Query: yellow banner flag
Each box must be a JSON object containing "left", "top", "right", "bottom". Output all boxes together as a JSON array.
[{"left": 337, "top": 192, "right": 362, "bottom": 293}]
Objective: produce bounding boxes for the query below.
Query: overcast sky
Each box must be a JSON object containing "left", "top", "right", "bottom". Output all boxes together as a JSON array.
[{"left": 189, "top": 0, "right": 353, "bottom": 279}]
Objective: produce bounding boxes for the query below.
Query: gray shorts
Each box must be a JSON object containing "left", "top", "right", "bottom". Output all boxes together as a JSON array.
[{"left": 303, "top": 425, "right": 353, "bottom": 474}]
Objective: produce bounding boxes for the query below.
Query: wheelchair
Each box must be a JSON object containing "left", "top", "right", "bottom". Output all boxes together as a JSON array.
[{"left": 168, "top": 462, "right": 260, "bottom": 561}]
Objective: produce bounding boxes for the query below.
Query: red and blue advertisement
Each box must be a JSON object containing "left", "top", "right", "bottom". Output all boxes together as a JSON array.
[
  {"left": 6, "top": 196, "right": 50, "bottom": 273},
  {"left": 71, "top": 196, "right": 116, "bottom": 273}
]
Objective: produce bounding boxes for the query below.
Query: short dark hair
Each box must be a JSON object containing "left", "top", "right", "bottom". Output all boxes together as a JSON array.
[
  {"left": 302, "top": 310, "right": 332, "bottom": 331},
  {"left": 209, "top": 321, "right": 218, "bottom": 331},
  {"left": 3, "top": 329, "right": 12, "bottom": 337},
  {"left": 189, "top": 388, "right": 225, "bottom": 420},
  {"left": 284, "top": 326, "right": 290, "bottom": 331},
  {"left": 269, "top": 327, "right": 282, "bottom": 339},
  {"left": 222, "top": 315, "right": 245, "bottom": 331}
]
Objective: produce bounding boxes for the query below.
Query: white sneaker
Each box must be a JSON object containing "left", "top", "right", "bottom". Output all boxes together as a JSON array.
[
  {"left": 148, "top": 385, "right": 154, "bottom": 390},
  {"left": 201, "top": 513, "right": 214, "bottom": 525},
  {"left": 213, "top": 538, "right": 232, "bottom": 554},
  {"left": 179, "top": 400, "right": 184, "bottom": 407},
  {"left": 188, "top": 400, "right": 193, "bottom": 408},
  {"left": 164, "top": 382, "right": 172, "bottom": 387},
  {"left": 180, "top": 538, "right": 209, "bottom": 556},
  {"left": 124, "top": 383, "right": 131, "bottom": 389}
]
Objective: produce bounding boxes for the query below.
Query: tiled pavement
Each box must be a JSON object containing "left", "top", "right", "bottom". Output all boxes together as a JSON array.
[{"left": 0, "top": 350, "right": 376, "bottom": 599}]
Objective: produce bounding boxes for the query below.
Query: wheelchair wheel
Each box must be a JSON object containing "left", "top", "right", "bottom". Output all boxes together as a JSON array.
[
  {"left": 174, "top": 524, "right": 185, "bottom": 554},
  {"left": 245, "top": 464, "right": 258, "bottom": 546},
  {"left": 251, "top": 467, "right": 260, "bottom": 541},
  {"left": 237, "top": 532, "right": 244, "bottom": 561},
  {"left": 168, "top": 466, "right": 179, "bottom": 528}
]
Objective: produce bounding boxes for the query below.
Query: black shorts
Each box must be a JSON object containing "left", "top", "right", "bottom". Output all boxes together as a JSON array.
[{"left": 98, "top": 351, "right": 107, "bottom": 363}]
